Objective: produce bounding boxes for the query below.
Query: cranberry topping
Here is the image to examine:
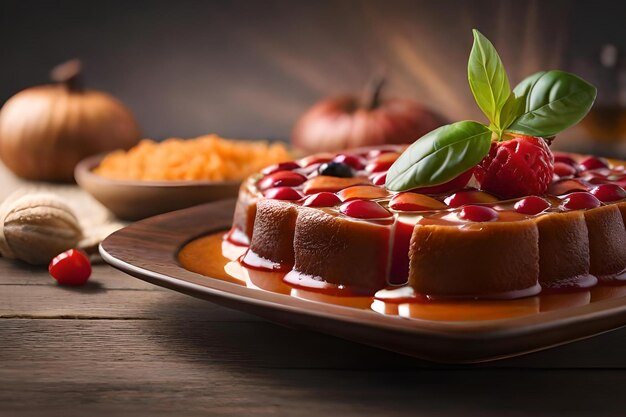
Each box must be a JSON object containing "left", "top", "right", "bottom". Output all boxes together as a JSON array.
[
  {"left": 581, "top": 169, "right": 611, "bottom": 182},
  {"left": 459, "top": 205, "right": 499, "bottom": 222},
  {"left": 261, "top": 161, "right": 300, "bottom": 175},
  {"left": 340, "top": 200, "right": 391, "bottom": 219},
  {"left": 366, "top": 160, "right": 395, "bottom": 173},
  {"left": 366, "top": 153, "right": 400, "bottom": 173},
  {"left": 579, "top": 156, "right": 609, "bottom": 171},
  {"left": 514, "top": 196, "right": 550, "bottom": 215},
  {"left": 553, "top": 153, "right": 579, "bottom": 167},
  {"left": 300, "top": 154, "right": 334, "bottom": 167},
  {"left": 553, "top": 162, "right": 577, "bottom": 178},
  {"left": 370, "top": 172, "right": 387, "bottom": 186},
  {"left": 548, "top": 179, "right": 589, "bottom": 196},
  {"left": 444, "top": 190, "right": 498, "bottom": 208},
  {"left": 303, "top": 192, "right": 341, "bottom": 207},
  {"left": 561, "top": 192, "right": 602, "bottom": 210},
  {"left": 333, "top": 154, "right": 365, "bottom": 170},
  {"left": 590, "top": 184, "right": 626, "bottom": 202},
  {"left": 258, "top": 171, "right": 307, "bottom": 190},
  {"left": 264, "top": 187, "right": 304, "bottom": 200},
  {"left": 299, "top": 163, "right": 322, "bottom": 177}
]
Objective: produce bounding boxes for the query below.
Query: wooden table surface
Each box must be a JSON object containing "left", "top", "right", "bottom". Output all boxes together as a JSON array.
[{"left": 2, "top": 167, "right": 626, "bottom": 416}]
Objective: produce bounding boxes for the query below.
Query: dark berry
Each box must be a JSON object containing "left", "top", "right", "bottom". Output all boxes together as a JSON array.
[{"left": 318, "top": 161, "right": 355, "bottom": 178}]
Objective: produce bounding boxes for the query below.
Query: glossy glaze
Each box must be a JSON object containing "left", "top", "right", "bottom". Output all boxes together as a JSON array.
[{"left": 181, "top": 232, "right": 626, "bottom": 322}]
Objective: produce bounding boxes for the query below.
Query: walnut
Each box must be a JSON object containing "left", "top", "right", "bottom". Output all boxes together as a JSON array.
[{"left": 0, "top": 192, "right": 83, "bottom": 265}]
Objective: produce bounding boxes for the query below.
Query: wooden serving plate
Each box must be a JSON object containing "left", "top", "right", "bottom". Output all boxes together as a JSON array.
[{"left": 100, "top": 199, "right": 626, "bottom": 363}]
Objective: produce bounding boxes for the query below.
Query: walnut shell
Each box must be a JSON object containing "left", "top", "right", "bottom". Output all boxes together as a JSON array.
[{"left": 0, "top": 192, "right": 82, "bottom": 265}]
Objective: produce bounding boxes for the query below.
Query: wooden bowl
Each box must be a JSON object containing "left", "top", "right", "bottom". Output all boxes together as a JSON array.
[{"left": 74, "top": 153, "right": 241, "bottom": 220}]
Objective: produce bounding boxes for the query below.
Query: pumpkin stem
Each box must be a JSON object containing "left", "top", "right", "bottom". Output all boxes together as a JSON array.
[
  {"left": 363, "top": 75, "right": 386, "bottom": 110},
  {"left": 51, "top": 59, "right": 83, "bottom": 91}
]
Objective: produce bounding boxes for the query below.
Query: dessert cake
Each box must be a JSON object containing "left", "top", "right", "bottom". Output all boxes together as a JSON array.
[
  {"left": 223, "top": 29, "right": 625, "bottom": 301},
  {"left": 224, "top": 145, "right": 626, "bottom": 300}
]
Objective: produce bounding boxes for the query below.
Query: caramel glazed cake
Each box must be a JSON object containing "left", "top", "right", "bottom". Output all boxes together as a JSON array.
[{"left": 223, "top": 146, "right": 626, "bottom": 302}]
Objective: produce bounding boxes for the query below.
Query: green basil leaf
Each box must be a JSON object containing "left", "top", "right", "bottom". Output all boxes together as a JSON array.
[
  {"left": 385, "top": 121, "right": 492, "bottom": 191},
  {"left": 512, "top": 71, "right": 546, "bottom": 99},
  {"left": 507, "top": 70, "right": 597, "bottom": 137},
  {"left": 468, "top": 29, "right": 510, "bottom": 129},
  {"left": 499, "top": 93, "right": 526, "bottom": 131},
  {"left": 499, "top": 71, "right": 546, "bottom": 131}
]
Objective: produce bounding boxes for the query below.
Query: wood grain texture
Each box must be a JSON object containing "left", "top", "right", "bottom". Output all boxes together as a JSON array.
[{"left": 3, "top": 259, "right": 626, "bottom": 417}]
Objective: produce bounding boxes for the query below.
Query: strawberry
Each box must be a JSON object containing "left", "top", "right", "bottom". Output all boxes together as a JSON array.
[{"left": 476, "top": 135, "right": 554, "bottom": 199}]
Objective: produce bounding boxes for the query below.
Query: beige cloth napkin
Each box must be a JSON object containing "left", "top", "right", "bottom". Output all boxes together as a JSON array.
[{"left": 0, "top": 162, "right": 125, "bottom": 258}]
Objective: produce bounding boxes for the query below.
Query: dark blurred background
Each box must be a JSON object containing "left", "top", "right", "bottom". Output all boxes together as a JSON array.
[{"left": 2, "top": 0, "right": 626, "bottom": 154}]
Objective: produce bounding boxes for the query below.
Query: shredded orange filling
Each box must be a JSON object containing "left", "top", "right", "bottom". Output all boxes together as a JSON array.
[{"left": 94, "top": 135, "right": 291, "bottom": 181}]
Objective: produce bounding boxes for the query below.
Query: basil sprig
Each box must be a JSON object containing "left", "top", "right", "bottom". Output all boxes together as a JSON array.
[
  {"left": 506, "top": 70, "right": 597, "bottom": 137},
  {"left": 386, "top": 121, "right": 491, "bottom": 191},
  {"left": 468, "top": 29, "right": 510, "bottom": 135},
  {"left": 385, "top": 29, "right": 596, "bottom": 192}
]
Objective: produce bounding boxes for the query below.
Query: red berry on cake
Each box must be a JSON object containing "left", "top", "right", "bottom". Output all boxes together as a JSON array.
[
  {"left": 303, "top": 192, "right": 342, "bottom": 207},
  {"left": 261, "top": 161, "right": 301, "bottom": 175},
  {"left": 264, "top": 187, "right": 304, "bottom": 200},
  {"left": 561, "top": 192, "right": 602, "bottom": 210},
  {"left": 458, "top": 205, "right": 499, "bottom": 222},
  {"left": 370, "top": 172, "right": 387, "bottom": 186},
  {"left": 340, "top": 200, "right": 392, "bottom": 219},
  {"left": 477, "top": 135, "right": 554, "bottom": 199},
  {"left": 514, "top": 196, "right": 551, "bottom": 215},
  {"left": 444, "top": 190, "right": 499, "bottom": 208},
  {"left": 366, "top": 152, "right": 400, "bottom": 173},
  {"left": 333, "top": 154, "right": 365, "bottom": 170},
  {"left": 590, "top": 184, "right": 626, "bottom": 202},
  {"left": 553, "top": 162, "right": 577, "bottom": 178},
  {"left": 579, "top": 156, "right": 609, "bottom": 171},
  {"left": 553, "top": 153, "right": 579, "bottom": 167},
  {"left": 258, "top": 171, "right": 307, "bottom": 190}
]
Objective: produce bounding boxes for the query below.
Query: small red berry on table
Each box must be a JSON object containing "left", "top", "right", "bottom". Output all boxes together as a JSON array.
[{"left": 48, "top": 249, "right": 92, "bottom": 286}]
